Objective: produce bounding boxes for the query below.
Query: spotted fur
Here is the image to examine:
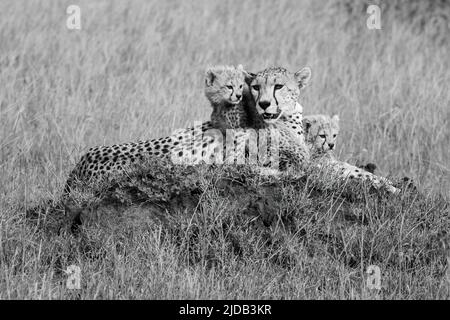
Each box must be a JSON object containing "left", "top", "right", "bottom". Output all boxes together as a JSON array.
[
  {"left": 301, "top": 113, "right": 399, "bottom": 194},
  {"left": 65, "top": 65, "right": 399, "bottom": 195},
  {"left": 248, "top": 68, "right": 399, "bottom": 194},
  {"left": 303, "top": 114, "right": 339, "bottom": 156},
  {"left": 246, "top": 66, "right": 312, "bottom": 169},
  {"left": 64, "top": 65, "right": 254, "bottom": 193}
]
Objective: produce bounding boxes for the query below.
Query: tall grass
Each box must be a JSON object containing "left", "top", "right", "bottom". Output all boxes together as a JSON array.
[{"left": 0, "top": 0, "right": 449, "bottom": 299}]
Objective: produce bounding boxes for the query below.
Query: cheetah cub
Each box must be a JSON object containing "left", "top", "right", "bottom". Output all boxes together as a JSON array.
[
  {"left": 303, "top": 114, "right": 339, "bottom": 158},
  {"left": 203, "top": 64, "right": 271, "bottom": 167},
  {"left": 204, "top": 64, "right": 262, "bottom": 132},
  {"left": 303, "top": 114, "right": 399, "bottom": 194}
]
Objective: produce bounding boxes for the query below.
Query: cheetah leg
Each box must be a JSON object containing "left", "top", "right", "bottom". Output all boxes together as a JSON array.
[
  {"left": 317, "top": 159, "right": 400, "bottom": 194},
  {"left": 258, "top": 167, "right": 282, "bottom": 176}
]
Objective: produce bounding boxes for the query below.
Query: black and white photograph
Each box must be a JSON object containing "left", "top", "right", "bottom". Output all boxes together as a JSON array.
[{"left": 0, "top": 0, "right": 449, "bottom": 303}]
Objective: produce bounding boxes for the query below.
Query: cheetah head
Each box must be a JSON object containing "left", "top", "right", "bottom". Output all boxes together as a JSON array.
[
  {"left": 303, "top": 114, "right": 340, "bottom": 154},
  {"left": 204, "top": 64, "right": 252, "bottom": 106},
  {"left": 248, "top": 66, "right": 311, "bottom": 122}
]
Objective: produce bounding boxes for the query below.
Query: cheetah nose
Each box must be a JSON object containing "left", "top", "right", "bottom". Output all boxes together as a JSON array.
[
  {"left": 328, "top": 143, "right": 335, "bottom": 149},
  {"left": 259, "top": 101, "right": 271, "bottom": 110},
  {"left": 236, "top": 94, "right": 242, "bottom": 100}
]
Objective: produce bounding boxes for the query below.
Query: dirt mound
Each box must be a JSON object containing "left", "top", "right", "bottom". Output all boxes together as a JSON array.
[{"left": 26, "top": 159, "right": 450, "bottom": 273}]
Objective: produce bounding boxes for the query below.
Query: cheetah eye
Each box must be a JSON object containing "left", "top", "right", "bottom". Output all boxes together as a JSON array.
[
  {"left": 252, "top": 85, "right": 260, "bottom": 91},
  {"left": 274, "top": 84, "right": 284, "bottom": 90},
  {"left": 333, "top": 134, "right": 337, "bottom": 138},
  {"left": 319, "top": 135, "right": 326, "bottom": 139},
  {"left": 239, "top": 84, "right": 243, "bottom": 88},
  {"left": 226, "top": 85, "right": 233, "bottom": 90}
]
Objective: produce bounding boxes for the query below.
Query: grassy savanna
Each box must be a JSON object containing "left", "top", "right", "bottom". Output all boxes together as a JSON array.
[{"left": 0, "top": 0, "right": 449, "bottom": 299}]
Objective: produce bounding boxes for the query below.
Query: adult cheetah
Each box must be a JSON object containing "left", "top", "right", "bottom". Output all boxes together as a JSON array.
[
  {"left": 246, "top": 67, "right": 399, "bottom": 194},
  {"left": 64, "top": 65, "right": 257, "bottom": 193}
]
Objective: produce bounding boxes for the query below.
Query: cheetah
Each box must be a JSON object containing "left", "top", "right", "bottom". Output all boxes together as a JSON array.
[
  {"left": 205, "top": 64, "right": 263, "bottom": 132},
  {"left": 199, "top": 66, "right": 312, "bottom": 172},
  {"left": 170, "top": 64, "right": 267, "bottom": 166},
  {"left": 63, "top": 121, "right": 214, "bottom": 193},
  {"left": 303, "top": 114, "right": 339, "bottom": 157},
  {"left": 245, "top": 66, "right": 312, "bottom": 170},
  {"left": 65, "top": 64, "right": 399, "bottom": 195},
  {"left": 246, "top": 67, "right": 400, "bottom": 194},
  {"left": 64, "top": 65, "right": 255, "bottom": 193},
  {"left": 301, "top": 113, "right": 399, "bottom": 193}
]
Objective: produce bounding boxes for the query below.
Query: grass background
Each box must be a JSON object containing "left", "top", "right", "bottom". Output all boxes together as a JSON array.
[{"left": 0, "top": 0, "right": 449, "bottom": 299}]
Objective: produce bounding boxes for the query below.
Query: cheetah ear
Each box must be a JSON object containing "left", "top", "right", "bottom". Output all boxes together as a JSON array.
[
  {"left": 331, "top": 114, "right": 340, "bottom": 124},
  {"left": 243, "top": 69, "right": 256, "bottom": 86},
  {"left": 331, "top": 114, "right": 340, "bottom": 132},
  {"left": 302, "top": 117, "right": 313, "bottom": 132},
  {"left": 294, "top": 67, "right": 312, "bottom": 89},
  {"left": 205, "top": 69, "right": 217, "bottom": 86}
]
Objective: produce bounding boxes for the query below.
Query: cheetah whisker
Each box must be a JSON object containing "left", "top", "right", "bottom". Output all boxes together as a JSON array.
[{"left": 274, "top": 110, "right": 285, "bottom": 122}]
